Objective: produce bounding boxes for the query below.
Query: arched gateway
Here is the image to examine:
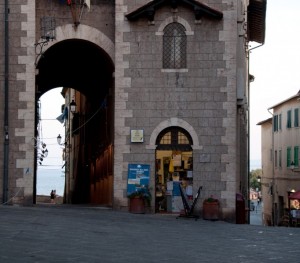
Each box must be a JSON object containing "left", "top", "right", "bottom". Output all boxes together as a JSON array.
[{"left": 35, "top": 25, "right": 115, "bottom": 205}]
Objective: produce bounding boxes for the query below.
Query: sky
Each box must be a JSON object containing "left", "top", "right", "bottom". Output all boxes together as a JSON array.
[
  {"left": 38, "top": 1, "right": 300, "bottom": 170},
  {"left": 249, "top": 0, "right": 300, "bottom": 167},
  {"left": 38, "top": 88, "right": 65, "bottom": 170}
]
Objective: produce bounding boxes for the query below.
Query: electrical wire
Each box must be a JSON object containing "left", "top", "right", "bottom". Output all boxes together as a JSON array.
[{"left": 71, "top": 97, "right": 107, "bottom": 134}]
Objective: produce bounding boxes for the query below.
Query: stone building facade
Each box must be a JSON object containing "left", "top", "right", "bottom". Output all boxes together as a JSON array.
[
  {"left": 0, "top": 0, "right": 266, "bottom": 222},
  {"left": 258, "top": 91, "right": 300, "bottom": 226}
]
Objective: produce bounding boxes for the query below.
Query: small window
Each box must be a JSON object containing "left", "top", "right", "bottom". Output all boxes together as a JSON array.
[
  {"left": 273, "top": 115, "right": 278, "bottom": 132},
  {"left": 287, "top": 147, "right": 292, "bottom": 167},
  {"left": 163, "top": 23, "right": 187, "bottom": 69},
  {"left": 274, "top": 150, "right": 278, "bottom": 167},
  {"left": 294, "top": 146, "right": 299, "bottom": 167},
  {"left": 294, "top": 109, "right": 299, "bottom": 127},
  {"left": 279, "top": 150, "right": 282, "bottom": 168},
  {"left": 287, "top": 110, "right": 292, "bottom": 128},
  {"left": 279, "top": 114, "right": 282, "bottom": 130}
]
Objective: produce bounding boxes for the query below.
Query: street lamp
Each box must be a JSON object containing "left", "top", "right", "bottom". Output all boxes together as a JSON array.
[
  {"left": 257, "top": 176, "right": 261, "bottom": 183},
  {"left": 57, "top": 134, "right": 62, "bottom": 145},
  {"left": 70, "top": 100, "right": 77, "bottom": 114},
  {"left": 57, "top": 134, "right": 70, "bottom": 148},
  {"left": 66, "top": 0, "right": 90, "bottom": 27}
]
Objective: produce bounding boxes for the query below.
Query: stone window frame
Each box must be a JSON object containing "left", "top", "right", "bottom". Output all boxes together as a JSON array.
[
  {"left": 146, "top": 118, "right": 201, "bottom": 151},
  {"left": 162, "top": 22, "right": 187, "bottom": 69},
  {"left": 156, "top": 16, "right": 193, "bottom": 73},
  {"left": 156, "top": 126, "right": 193, "bottom": 151}
]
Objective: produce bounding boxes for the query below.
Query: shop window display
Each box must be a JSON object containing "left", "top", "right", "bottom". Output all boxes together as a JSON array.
[{"left": 155, "top": 151, "right": 193, "bottom": 213}]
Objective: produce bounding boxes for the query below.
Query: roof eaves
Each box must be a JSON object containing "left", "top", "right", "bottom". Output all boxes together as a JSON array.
[
  {"left": 125, "top": 0, "right": 223, "bottom": 22},
  {"left": 268, "top": 92, "right": 300, "bottom": 110},
  {"left": 257, "top": 117, "right": 272, "bottom": 126},
  {"left": 248, "top": 0, "right": 267, "bottom": 44}
]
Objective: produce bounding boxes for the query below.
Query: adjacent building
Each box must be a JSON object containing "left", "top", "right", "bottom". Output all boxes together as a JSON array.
[{"left": 258, "top": 91, "right": 300, "bottom": 225}]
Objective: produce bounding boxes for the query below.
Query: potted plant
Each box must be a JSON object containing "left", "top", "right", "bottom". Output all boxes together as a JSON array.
[
  {"left": 203, "top": 196, "right": 220, "bottom": 220},
  {"left": 128, "top": 186, "right": 151, "bottom": 214}
]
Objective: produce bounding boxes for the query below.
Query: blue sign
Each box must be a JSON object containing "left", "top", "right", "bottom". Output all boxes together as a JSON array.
[{"left": 127, "top": 164, "right": 150, "bottom": 195}]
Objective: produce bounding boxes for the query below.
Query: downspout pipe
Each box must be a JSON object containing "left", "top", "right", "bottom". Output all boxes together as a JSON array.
[{"left": 3, "top": 0, "right": 9, "bottom": 203}]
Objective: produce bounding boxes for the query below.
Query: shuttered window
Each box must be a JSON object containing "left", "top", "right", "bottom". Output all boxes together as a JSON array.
[
  {"left": 287, "top": 147, "right": 291, "bottom": 167},
  {"left": 287, "top": 110, "right": 292, "bottom": 128},
  {"left": 294, "top": 146, "right": 299, "bottom": 167},
  {"left": 294, "top": 108, "right": 299, "bottom": 127}
]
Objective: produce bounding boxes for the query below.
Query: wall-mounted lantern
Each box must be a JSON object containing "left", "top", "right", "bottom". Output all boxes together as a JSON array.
[{"left": 70, "top": 100, "right": 77, "bottom": 114}]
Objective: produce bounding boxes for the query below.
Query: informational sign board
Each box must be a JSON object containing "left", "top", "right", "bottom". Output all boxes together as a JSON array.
[
  {"left": 127, "top": 164, "right": 150, "bottom": 195},
  {"left": 130, "top": 129, "right": 144, "bottom": 143}
]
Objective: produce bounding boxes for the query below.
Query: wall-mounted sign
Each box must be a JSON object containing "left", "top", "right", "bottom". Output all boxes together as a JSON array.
[
  {"left": 127, "top": 164, "right": 150, "bottom": 195},
  {"left": 130, "top": 129, "right": 144, "bottom": 143}
]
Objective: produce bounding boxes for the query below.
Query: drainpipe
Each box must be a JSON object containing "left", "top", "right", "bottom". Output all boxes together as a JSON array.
[{"left": 3, "top": 0, "right": 9, "bottom": 203}]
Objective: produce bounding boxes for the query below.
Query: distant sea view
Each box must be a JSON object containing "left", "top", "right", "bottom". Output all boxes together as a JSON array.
[
  {"left": 37, "top": 168, "right": 65, "bottom": 196},
  {"left": 250, "top": 159, "right": 261, "bottom": 171},
  {"left": 36, "top": 160, "right": 261, "bottom": 196}
]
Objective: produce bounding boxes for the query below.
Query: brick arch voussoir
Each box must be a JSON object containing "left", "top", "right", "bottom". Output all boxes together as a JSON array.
[
  {"left": 36, "top": 24, "right": 115, "bottom": 65},
  {"left": 147, "top": 118, "right": 201, "bottom": 150}
]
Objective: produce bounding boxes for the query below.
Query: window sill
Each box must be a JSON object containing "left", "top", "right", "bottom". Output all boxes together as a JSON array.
[{"left": 161, "top": 69, "right": 188, "bottom": 73}]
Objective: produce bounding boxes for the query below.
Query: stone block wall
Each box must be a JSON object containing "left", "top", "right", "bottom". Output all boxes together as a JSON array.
[
  {"left": 0, "top": 1, "right": 248, "bottom": 221},
  {"left": 115, "top": 0, "right": 241, "bottom": 220}
]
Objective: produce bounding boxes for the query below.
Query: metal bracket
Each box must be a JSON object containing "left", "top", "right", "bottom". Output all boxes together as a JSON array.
[{"left": 35, "top": 39, "right": 50, "bottom": 66}]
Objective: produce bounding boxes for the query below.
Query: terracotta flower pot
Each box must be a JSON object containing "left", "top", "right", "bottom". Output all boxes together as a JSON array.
[
  {"left": 129, "top": 197, "right": 145, "bottom": 214},
  {"left": 203, "top": 201, "right": 219, "bottom": 220}
]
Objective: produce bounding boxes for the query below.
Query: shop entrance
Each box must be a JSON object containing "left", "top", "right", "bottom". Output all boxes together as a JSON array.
[{"left": 155, "top": 127, "right": 193, "bottom": 213}]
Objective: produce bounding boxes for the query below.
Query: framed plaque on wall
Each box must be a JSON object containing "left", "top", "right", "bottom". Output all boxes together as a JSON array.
[{"left": 130, "top": 129, "right": 144, "bottom": 143}]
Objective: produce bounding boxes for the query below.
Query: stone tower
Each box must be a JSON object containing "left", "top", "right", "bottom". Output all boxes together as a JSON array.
[{"left": 0, "top": 0, "right": 266, "bottom": 222}]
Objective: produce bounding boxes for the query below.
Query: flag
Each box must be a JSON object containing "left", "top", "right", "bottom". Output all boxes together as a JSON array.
[
  {"left": 84, "top": 0, "right": 90, "bottom": 11},
  {"left": 56, "top": 106, "right": 68, "bottom": 124},
  {"left": 56, "top": 113, "right": 64, "bottom": 124},
  {"left": 63, "top": 106, "right": 68, "bottom": 120}
]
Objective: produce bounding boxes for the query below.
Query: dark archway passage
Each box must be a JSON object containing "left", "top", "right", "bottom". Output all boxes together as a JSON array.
[
  {"left": 36, "top": 39, "right": 114, "bottom": 99},
  {"left": 35, "top": 39, "right": 115, "bottom": 206}
]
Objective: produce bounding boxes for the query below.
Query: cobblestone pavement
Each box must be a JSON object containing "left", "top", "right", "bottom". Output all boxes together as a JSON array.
[
  {"left": 0, "top": 205, "right": 299, "bottom": 263},
  {"left": 250, "top": 201, "right": 263, "bottom": 225}
]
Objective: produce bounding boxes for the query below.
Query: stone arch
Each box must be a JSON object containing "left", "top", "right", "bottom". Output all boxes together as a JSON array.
[
  {"left": 155, "top": 16, "right": 194, "bottom": 36},
  {"left": 147, "top": 118, "right": 201, "bottom": 150},
  {"left": 37, "top": 24, "right": 115, "bottom": 65}
]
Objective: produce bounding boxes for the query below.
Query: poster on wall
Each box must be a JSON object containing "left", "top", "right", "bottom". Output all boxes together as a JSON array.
[
  {"left": 172, "top": 154, "right": 182, "bottom": 167},
  {"left": 127, "top": 164, "right": 150, "bottom": 195}
]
